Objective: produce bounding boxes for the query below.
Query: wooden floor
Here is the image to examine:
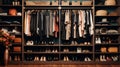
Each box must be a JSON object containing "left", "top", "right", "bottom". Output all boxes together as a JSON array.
[{"left": 0, "top": 65, "right": 120, "bottom": 67}]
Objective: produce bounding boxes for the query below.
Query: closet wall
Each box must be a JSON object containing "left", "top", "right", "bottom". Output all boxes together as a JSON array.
[{"left": 0, "top": 0, "right": 120, "bottom": 65}]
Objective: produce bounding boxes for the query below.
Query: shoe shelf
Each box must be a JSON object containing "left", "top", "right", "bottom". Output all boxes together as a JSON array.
[
  {"left": 94, "top": 0, "right": 120, "bottom": 64},
  {"left": 60, "top": 52, "right": 93, "bottom": 54}
]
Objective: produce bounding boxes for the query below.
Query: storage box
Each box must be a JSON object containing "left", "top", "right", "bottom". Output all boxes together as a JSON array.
[
  {"left": 26, "top": 1, "right": 50, "bottom": 6},
  {"left": 82, "top": 1, "right": 92, "bottom": 6},
  {"left": 52, "top": 1, "right": 59, "bottom": 6},
  {"left": 71, "top": 1, "right": 80, "bottom": 6},
  {"left": 62, "top": 1, "right": 69, "bottom": 6}
]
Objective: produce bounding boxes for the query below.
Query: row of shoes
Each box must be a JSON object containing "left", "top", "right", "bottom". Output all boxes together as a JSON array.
[
  {"left": 26, "top": 56, "right": 92, "bottom": 61},
  {"left": 77, "top": 47, "right": 91, "bottom": 53},
  {"left": 96, "top": 36, "right": 118, "bottom": 44},
  {"left": 34, "top": 56, "right": 46, "bottom": 61},
  {"left": 63, "top": 56, "right": 69, "bottom": 61},
  {"left": 84, "top": 57, "right": 91, "bottom": 61},
  {"left": 34, "top": 56, "right": 59, "bottom": 61},
  {"left": 66, "top": 41, "right": 91, "bottom": 45},
  {"left": 26, "top": 40, "right": 56, "bottom": 45},
  {"left": 99, "top": 55, "right": 118, "bottom": 61},
  {"left": 26, "top": 49, "right": 58, "bottom": 53},
  {"left": 9, "top": 56, "right": 21, "bottom": 61},
  {"left": 63, "top": 56, "right": 92, "bottom": 61},
  {"left": 45, "top": 49, "right": 58, "bottom": 53}
]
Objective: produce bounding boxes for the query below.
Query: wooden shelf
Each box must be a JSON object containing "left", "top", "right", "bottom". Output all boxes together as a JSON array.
[
  {"left": 95, "top": 52, "right": 119, "bottom": 54},
  {"left": 95, "top": 34, "right": 120, "bottom": 36},
  {"left": 61, "top": 44, "right": 93, "bottom": 47},
  {"left": 95, "top": 15, "right": 120, "bottom": 17},
  {"left": 9, "top": 52, "right": 22, "bottom": 54},
  {"left": 0, "top": 15, "right": 22, "bottom": 17},
  {"left": 60, "top": 52, "right": 93, "bottom": 54},
  {"left": 95, "top": 5, "right": 120, "bottom": 7},
  {"left": 95, "top": 43, "right": 120, "bottom": 45},
  {"left": 23, "top": 61, "right": 95, "bottom": 65},
  {"left": 95, "top": 25, "right": 120, "bottom": 27},
  {"left": 24, "top": 52, "right": 59, "bottom": 54},
  {"left": 8, "top": 61, "right": 22, "bottom": 65},
  {"left": 24, "top": 44, "right": 59, "bottom": 47},
  {"left": 61, "top": 6, "right": 92, "bottom": 9},
  {"left": 24, "top": 6, "right": 59, "bottom": 9},
  {"left": 0, "top": 24, "right": 22, "bottom": 26},
  {"left": 0, "top": 5, "right": 22, "bottom": 7}
]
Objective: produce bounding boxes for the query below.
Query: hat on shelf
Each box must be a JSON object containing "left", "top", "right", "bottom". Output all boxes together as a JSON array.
[
  {"left": 105, "top": 0, "right": 116, "bottom": 5},
  {"left": 96, "top": 10, "right": 108, "bottom": 16},
  {"left": 102, "top": 18, "right": 108, "bottom": 22}
]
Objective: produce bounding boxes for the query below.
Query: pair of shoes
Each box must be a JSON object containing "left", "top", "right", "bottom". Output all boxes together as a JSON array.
[
  {"left": 27, "top": 50, "right": 32, "bottom": 52},
  {"left": 49, "top": 41, "right": 54, "bottom": 45},
  {"left": 63, "top": 56, "right": 69, "bottom": 61},
  {"left": 26, "top": 56, "right": 33, "bottom": 61},
  {"left": 77, "top": 48, "right": 82, "bottom": 53},
  {"left": 84, "top": 57, "right": 91, "bottom": 61},
  {"left": 82, "top": 50, "right": 90, "bottom": 53},
  {"left": 14, "top": 56, "right": 20, "bottom": 61},
  {"left": 26, "top": 40, "right": 34, "bottom": 45},
  {"left": 95, "top": 37, "right": 101, "bottom": 44},
  {"left": 40, "top": 56, "right": 46, "bottom": 61},
  {"left": 106, "top": 57, "right": 112, "bottom": 61},
  {"left": 71, "top": 41, "right": 78, "bottom": 45},
  {"left": 84, "top": 42, "right": 91, "bottom": 45},
  {"left": 45, "top": 48, "right": 51, "bottom": 52},
  {"left": 100, "top": 55, "right": 106, "bottom": 61},
  {"left": 53, "top": 57, "right": 59, "bottom": 61},
  {"left": 34, "top": 56, "right": 39, "bottom": 61},
  {"left": 45, "top": 49, "right": 58, "bottom": 53},
  {"left": 63, "top": 48, "right": 69, "bottom": 52},
  {"left": 52, "top": 49, "right": 58, "bottom": 52},
  {"left": 112, "top": 56, "right": 118, "bottom": 61},
  {"left": 72, "top": 57, "right": 78, "bottom": 61}
]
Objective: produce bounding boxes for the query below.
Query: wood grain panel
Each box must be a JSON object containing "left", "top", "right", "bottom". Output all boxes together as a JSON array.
[{"left": 0, "top": 65, "right": 120, "bottom": 67}]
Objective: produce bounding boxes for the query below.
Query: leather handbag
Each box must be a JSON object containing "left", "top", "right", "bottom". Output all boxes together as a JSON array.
[
  {"left": 14, "top": 38, "right": 22, "bottom": 43},
  {"left": 108, "top": 47, "right": 118, "bottom": 52},
  {"left": 101, "top": 47, "right": 107, "bottom": 52},
  {"left": 9, "top": 8, "right": 17, "bottom": 16},
  {"left": 13, "top": 46, "right": 21, "bottom": 52}
]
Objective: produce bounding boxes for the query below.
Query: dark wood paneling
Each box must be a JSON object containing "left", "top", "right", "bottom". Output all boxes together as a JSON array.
[{"left": 0, "top": 65, "right": 120, "bottom": 67}]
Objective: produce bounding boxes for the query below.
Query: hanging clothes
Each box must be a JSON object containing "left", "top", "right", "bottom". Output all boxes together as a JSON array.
[
  {"left": 24, "top": 10, "right": 59, "bottom": 39},
  {"left": 65, "top": 10, "right": 71, "bottom": 40},
  {"left": 24, "top": 10, "right": 31, "bottom": 36},
  {"left": 61, "top": 10, "right": 93, "bottom": 40}
]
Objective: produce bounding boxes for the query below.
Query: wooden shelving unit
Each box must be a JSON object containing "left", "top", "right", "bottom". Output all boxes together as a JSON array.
[{"left": 0, "top": 0, "right": 120, "bottom": 65}]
